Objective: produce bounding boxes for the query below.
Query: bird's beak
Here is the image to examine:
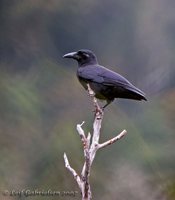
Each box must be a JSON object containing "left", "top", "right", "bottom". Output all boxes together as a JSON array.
[{"left": 63, "top": 52, "right": 78, "bottom": 59}]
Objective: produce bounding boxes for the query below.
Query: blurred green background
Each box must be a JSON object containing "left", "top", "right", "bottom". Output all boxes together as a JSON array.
[{"left": 0, "top": 0, "right": 175, "bottom": 199}]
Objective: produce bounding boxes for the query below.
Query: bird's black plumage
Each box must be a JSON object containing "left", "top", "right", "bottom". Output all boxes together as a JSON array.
[{"left": 63, "top": 49, "right": 147, "bottom": 108}]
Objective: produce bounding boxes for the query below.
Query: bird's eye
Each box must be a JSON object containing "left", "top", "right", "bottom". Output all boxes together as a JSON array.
[
  {"left": 82, "top": 53, "right": 89, "bottom": 58},
  {"left": 85, "top": 53, "right": 90, "bottom": 58},
  {"left": 77, "top": 51, "right": 90, "bottom": 59}
]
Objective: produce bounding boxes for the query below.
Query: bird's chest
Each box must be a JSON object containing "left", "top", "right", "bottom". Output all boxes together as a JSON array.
[
  {"left": 77, "top": 76, "right": 107, "bottom": 100},
  {"left": 77, "top": 76, "right": 88, "bottom": 90}
]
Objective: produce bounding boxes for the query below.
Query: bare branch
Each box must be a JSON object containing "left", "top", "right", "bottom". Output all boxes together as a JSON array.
[
  {"left": 63, "top": 153, "right": 82, "bottom": 191},
  {"left": 87, "top": 132, "right": 91, "bottom": 149},
  {"left": 63, "top": 83, "right": 127, "bottom": 200},
  {"left": 77, "top": 121, "right": 87, "bottom": 149},
  {"left": 83, "top": 148, "right": 91, "bottom": 199},
  {"left": 98, "top": 130, "right": 127, "bottom": 149},
  {"left": 87, "top": 84, "right": 102, "bottom": 113},
  {"left": 77, "top": 121, "right": 85, "bottom": 136}
]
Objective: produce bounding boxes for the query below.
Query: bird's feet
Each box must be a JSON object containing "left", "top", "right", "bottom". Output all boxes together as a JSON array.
[{"left": 93, "top": 105, "right": 103, "bottom": 117}]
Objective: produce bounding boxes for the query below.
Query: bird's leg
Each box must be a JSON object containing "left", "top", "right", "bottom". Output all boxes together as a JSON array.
[{"left": 102, "top": 100, "right": 112, "bottom": 110}]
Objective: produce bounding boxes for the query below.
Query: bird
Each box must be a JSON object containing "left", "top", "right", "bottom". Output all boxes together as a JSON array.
[{"left": 63, "top": 49, "right": 147, "bottom": 108}]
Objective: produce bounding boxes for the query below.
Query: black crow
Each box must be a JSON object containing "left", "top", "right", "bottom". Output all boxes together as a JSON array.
[{"left": 63, "top": 49, "right": 147, "bottom": 108}]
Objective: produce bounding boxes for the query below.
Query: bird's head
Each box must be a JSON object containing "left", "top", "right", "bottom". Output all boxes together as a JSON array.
[{"left": 63, "top": 49, "right": 98, "bottom": 66}]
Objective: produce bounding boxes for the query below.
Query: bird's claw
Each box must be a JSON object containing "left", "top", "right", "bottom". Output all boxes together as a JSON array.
[{"left": 92, "top": 105, "right": 103, "bottom": 115}]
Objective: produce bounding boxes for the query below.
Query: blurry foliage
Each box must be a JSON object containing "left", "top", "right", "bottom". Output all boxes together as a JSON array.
[
  {"left": 0, "top": 0, "right": 175, "bottom": 199},
  {"left": 167, "top": 180, "right": 175, "bottom": 200}
]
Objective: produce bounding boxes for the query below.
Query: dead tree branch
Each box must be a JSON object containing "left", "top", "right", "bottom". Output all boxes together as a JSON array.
[{"left": 63, "top": 84, "right": 127, "bottom": 200}]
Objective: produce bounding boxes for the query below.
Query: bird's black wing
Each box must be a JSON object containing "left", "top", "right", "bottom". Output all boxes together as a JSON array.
[
  {"left": 100, "top": 68, "right": 146, "bottom": 96},
  {"left": 78, "top": 64, "right": 146, "bottom": 98},
  {"left": 77, "top": 65, "right": 104, "bottom": 83}
]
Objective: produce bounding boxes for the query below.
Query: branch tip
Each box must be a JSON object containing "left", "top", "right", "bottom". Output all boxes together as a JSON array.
[{"left": 80, "top": 121, "right": 85, "bottom": 126}]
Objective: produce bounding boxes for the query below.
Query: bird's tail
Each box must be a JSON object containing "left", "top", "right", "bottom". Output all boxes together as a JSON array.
[
  {"left": 125, "top": 85, "right": 147, "bottom": 101},
  {"left": 116, "top": 83, "right": 147, "bottom": 101}
]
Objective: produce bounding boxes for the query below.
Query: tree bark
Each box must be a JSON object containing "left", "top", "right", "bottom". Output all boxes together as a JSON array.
[{"left": 63, "top": 84, "right": 127, "bottom": 200}]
